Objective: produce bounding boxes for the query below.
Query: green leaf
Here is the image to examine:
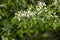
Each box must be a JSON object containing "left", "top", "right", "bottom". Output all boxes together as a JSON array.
[{"left": 11, "top": 17, "right": 16, "bottom": 25}]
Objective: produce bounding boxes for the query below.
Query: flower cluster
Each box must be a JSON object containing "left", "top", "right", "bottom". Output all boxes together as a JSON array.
[
  {"left": 37, "top": 1, "right": 46, "bottom": 11},
  {"left": 36, "top": 1, "right": 48, "bottom": 15},
  {"left": 52, "top": 0, "right": 58, "bottom": 5},
  {"left": 15, "top": 1, "right": 58, "bottom": 21},
  {"left": 15, "top": 10, "right": 37, "bottom": 21}
]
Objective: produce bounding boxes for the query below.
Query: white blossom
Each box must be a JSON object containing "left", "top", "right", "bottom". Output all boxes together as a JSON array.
[
  {"left": 38, "top": 10, "right": 43, "bottom": 15},
  {"left": 54, "top": 15, "right": 58, "bottom": 18},
  {"left": 15, "top": 1, "right": 59, "bottom": 22},
  {"left": 42, "top": 2, "right": 46, "bottom": 6},
  {"left": 52, "top": 0, "right": 58, "bottom": 5}
]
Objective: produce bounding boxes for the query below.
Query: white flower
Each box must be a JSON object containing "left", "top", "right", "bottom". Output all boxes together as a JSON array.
[
  {"left": 15, "top": 13, "right": 18, "bottom": 15},
  {"left": 38, "top": 10, "right": 43, "bottom": 15},
  {"left": 44, "top": 7, "right": 47, "bottom": 10},
  {"left": 38, "top": 6, "right": 43, "bottom": 9},
  {"left": 43, "top": 2, "right": 46, "bottom": 6},
  {"left": 44, "top": 7, "right": 48, "bottom": 12},
  {"left": 18, "top": 14, "right": 21, "bottom": 17},
  {"left": 26, "top": 14, "right": 30, "bottom": 18},
  {"left": 52, "top": 0, "right": 58, "bottom": 5},
  {"left": 54, "top": 15, "right": 58, "bottom": 18},
  {"left": 15, "top": 1, "right": 47, "bottom": 21},
  {"left": 21, "top": 14, "right": 26, "bottom": 16},
  {"left": 53, "top": 12, "right": 56, "bottom": 15},
  {"left": 38, "top": 1, "right": 42, "bottom": 6}
]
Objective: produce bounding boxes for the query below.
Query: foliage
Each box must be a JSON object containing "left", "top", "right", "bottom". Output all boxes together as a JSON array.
[{"left": 0, "top": 0, "right": 60, "bottom": 40}]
